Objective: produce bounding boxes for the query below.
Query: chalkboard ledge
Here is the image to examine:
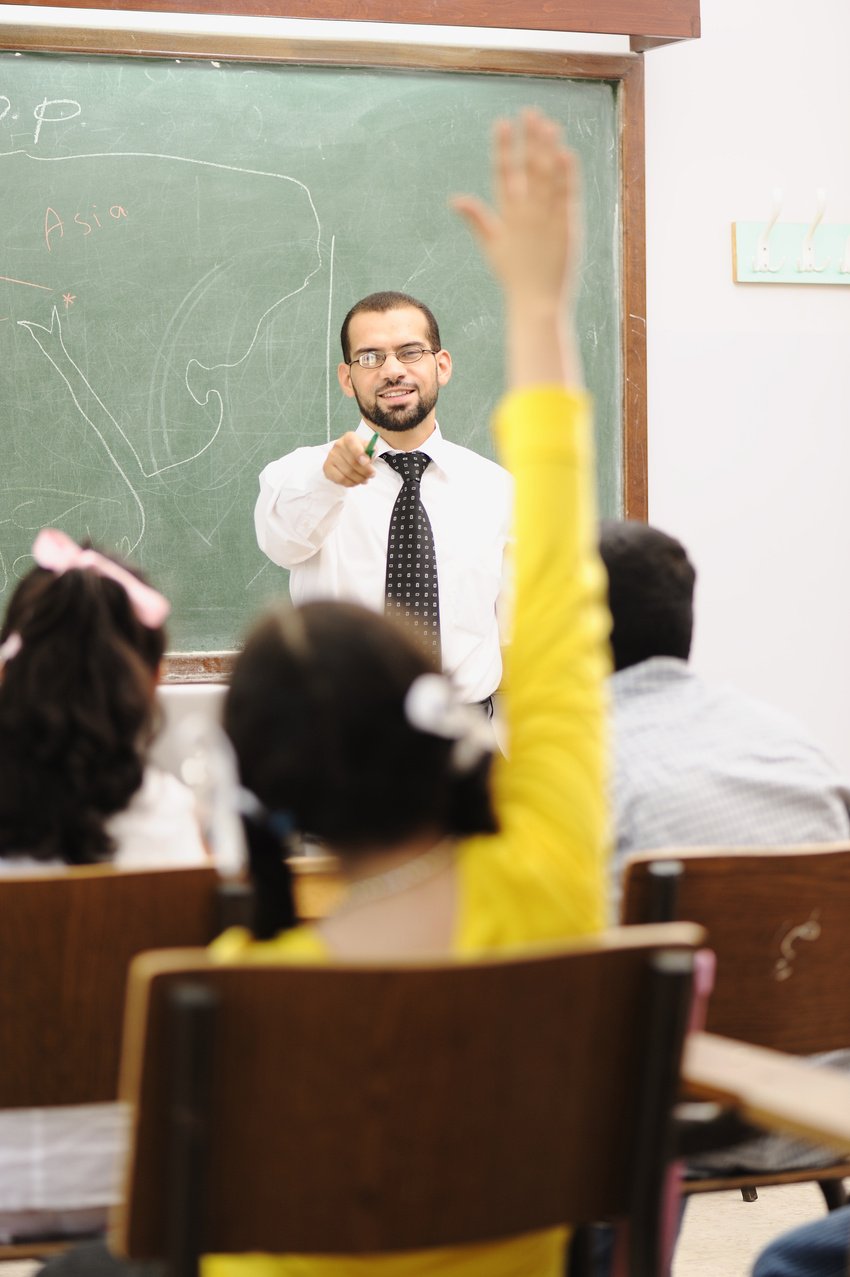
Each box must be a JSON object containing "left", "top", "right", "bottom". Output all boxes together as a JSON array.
[{"left": 164, "top": 654, "right": 236, "bottom": 683}]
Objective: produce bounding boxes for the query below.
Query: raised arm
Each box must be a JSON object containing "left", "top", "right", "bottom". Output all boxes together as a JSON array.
[
  {"left": 451, "top": 109, "right": 583, "bottom": 392},
  {"left": 452, "top": 111, "right": 610, "bottom": 940}
]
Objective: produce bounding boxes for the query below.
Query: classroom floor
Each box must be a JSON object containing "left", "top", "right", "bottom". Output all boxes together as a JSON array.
[
  {"left": 0, "top": 1182, "right": 833, "bottom": 1277},
  {"left": 673, "top": 1181, "right": 827, "bottom": 1277}
]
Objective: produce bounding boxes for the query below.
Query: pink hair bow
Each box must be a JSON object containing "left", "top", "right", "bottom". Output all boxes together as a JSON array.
[{"left": 32, "top": 528, "right": 171, "bottom": 629}]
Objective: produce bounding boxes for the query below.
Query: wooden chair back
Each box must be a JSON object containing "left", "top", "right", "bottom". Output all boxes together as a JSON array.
[
  {"left": 0, "top": 864, "right": 220, "bottom": 1108},
  {"left": 113, "top": 922, "right": 703, "bottom": 1277},
  {"left": 621, "top": 844, "right": 850, "bottom": 1055}
]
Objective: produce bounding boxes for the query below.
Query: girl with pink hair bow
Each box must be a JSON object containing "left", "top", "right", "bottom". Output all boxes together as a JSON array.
[{"left": 0, "top": 530, "right": 207, "bottom": 1247}]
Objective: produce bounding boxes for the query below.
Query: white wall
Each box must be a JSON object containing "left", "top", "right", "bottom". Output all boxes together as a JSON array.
[
  {"left": 5, "top": 4, "right": 849, "bottom": 774},
  {"left": 644, "top": 0, "right": 850, "bottom": 773}
]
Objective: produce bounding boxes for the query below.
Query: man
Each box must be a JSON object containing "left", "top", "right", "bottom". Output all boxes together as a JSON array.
[
  {"left": 255, "top": 291, "right": 512, "bottom": 706},
  {"left": 601, "top": 520, "right": 850, "bottom": 877}
]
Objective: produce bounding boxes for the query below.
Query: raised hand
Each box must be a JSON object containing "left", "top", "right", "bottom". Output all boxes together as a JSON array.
[{"left": 451, "top": 109, "right": 583, "bottom": 391}]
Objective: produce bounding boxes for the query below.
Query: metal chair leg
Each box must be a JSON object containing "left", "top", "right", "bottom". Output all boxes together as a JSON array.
[{"left": 821, "top": 1179, "right": 848, "bottom": 1212}]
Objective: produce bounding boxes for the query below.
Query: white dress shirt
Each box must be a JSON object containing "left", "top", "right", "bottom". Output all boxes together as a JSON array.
[{"left": 255, "top": 420, "right": 513, "bottom": 703}]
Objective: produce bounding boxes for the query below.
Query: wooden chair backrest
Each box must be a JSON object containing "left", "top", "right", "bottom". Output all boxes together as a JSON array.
[
  {"left": 115, "top": 922, "right": 703, "bottom": 1265},
  {"left": 621, "top": 843, "right": 850, "bottom": 1054},
  {"left": 0, "top": 864, "right": 220, "bottom": 1107}
]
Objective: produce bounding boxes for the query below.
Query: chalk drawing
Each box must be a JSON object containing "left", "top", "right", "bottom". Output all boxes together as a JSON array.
[{"left": 1, "top": 148, "right": 326, "bottom": 558}]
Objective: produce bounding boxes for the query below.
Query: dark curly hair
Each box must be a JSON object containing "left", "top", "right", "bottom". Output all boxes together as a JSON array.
[{"left": 0, "top": 553, "right": 166, "bottom": 864}]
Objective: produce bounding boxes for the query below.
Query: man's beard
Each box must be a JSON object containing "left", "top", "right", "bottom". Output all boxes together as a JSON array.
[{"left": 355, "top": 380, "right": 438, "bottom": 433}]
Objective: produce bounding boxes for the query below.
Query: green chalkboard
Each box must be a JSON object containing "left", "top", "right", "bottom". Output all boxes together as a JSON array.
[{"left": 0, "top": 37, "right": 632, "bottom": 662}]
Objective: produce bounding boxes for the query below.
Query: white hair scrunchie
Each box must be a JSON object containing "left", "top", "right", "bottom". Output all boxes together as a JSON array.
[{"left": 404, "top": 673, "right": 495, "bottom": 774}]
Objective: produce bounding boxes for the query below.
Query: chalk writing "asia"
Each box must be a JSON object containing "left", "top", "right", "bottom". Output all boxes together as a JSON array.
[{"left": 45, "top": 204, "right": 129, "bottom": 252}]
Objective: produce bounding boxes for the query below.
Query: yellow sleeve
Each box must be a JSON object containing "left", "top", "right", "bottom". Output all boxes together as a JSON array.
[
  {"left": 209, "top": 924, "right": 328, "bottom": 962},
  {"left": 458, "top": 387, "right": 611, "bottom": 948},
  {"left": 208, "top": 925, "right": 254, "bottom": 959}
]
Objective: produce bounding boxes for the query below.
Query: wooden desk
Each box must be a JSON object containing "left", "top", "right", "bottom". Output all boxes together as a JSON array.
[{"left": 683, "top": 1031, "right": 850, "bottom": 1155}]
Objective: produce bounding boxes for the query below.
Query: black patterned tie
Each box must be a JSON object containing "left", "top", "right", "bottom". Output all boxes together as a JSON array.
[{"left": 383, "top": 451, "right": 441, "bottom": 664}]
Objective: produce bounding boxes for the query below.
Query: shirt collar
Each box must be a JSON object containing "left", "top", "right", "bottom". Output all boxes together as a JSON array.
[
  {"left": 355, "top": 420, "right": 448, "bottom": 473},
  {"left": 611, "top": 656, "right": 692, "bottom": 697}
]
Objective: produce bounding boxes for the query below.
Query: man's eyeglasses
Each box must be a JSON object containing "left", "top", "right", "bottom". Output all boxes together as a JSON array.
[{"left": 348, "top": 345, "right": 438, "bottom": 370}]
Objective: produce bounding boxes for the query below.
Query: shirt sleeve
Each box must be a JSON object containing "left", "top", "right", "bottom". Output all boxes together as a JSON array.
[
  {"left": 255, "top": 446, "right": 350, "bottom": 568},
  {"left": 210, "top": 924, "right": 327, "bottom": 962},
  {"left": 459, "top": 386, "right": 612, "bottom": 945}
]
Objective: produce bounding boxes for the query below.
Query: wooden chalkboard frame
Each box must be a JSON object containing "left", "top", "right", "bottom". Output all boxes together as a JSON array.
[
  {"left": 0, "top": 1, "right": 700, "bottom": 50},
  {"left": 0, "top": 26, "right": 646, "bottom": 682}
]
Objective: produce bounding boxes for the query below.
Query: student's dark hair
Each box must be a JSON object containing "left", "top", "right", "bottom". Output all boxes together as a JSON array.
[
  {"left": 240, "top": 814, "right": 298, "bottom": 941},
  {"left": 224, "top": 601, "right": 496, "bottom": 868},
  {"left": 0, "top": 553, "right": 166, "bottom": 864},
  {"left": 599, "top": 520, "right": 696, "bottom": 672},
  {"left": 340, "top": 291, "right": 441, "bottom": 363}
]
